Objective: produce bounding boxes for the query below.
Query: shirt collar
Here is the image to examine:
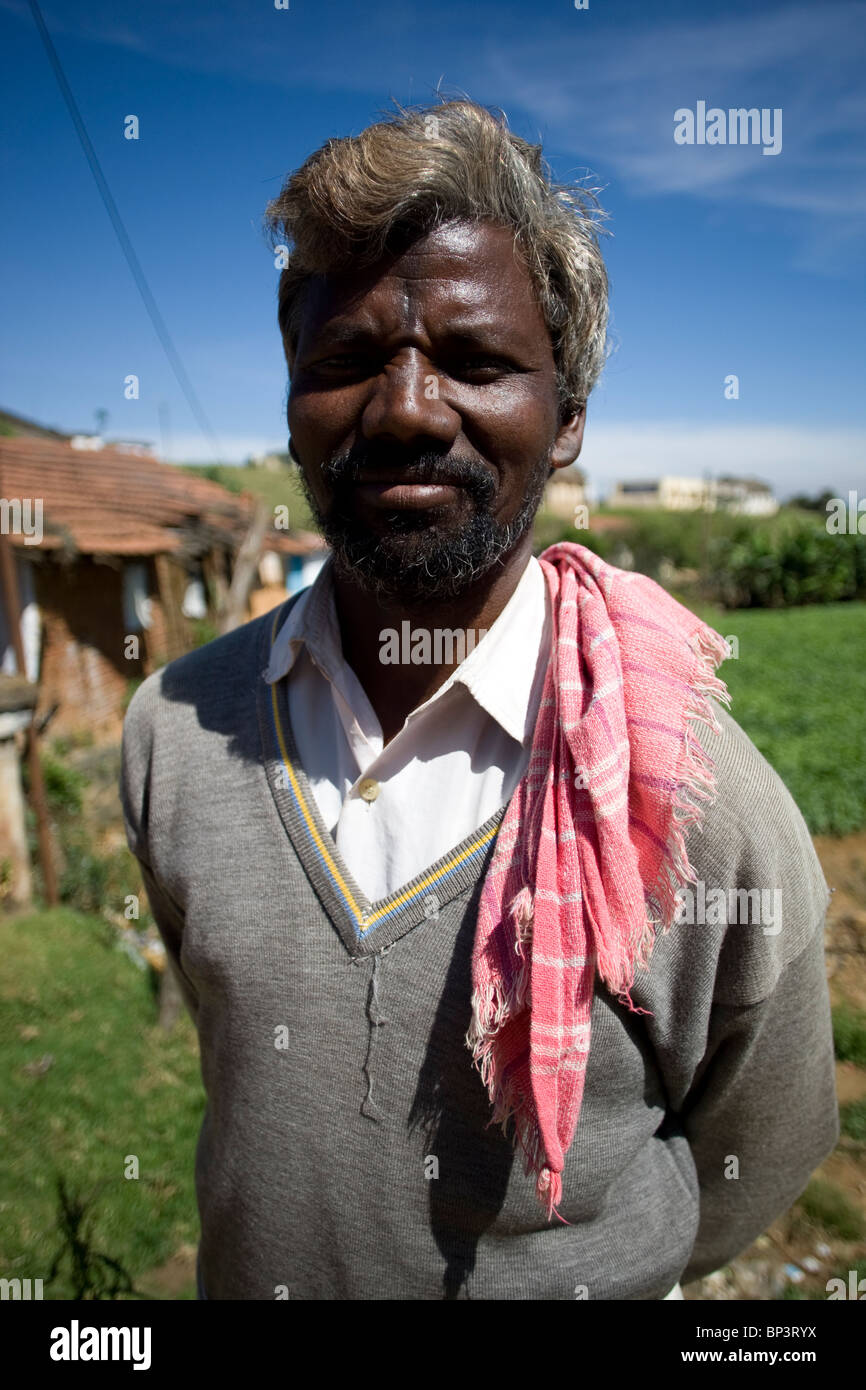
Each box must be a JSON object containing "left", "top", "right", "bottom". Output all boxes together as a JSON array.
[
  {"left": 409, "top": 555, "right": 549, "bottom": 745},
  {"left": 262, "top": 553, "right": 550, "bottom": 748},
  {"left": 262, "top": 556, "right": 347, "bottom": 688}
]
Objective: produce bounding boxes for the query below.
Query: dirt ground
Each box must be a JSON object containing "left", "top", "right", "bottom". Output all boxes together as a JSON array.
[{"left": 817, "top": 830, "right": 866, "bottom": 1013}]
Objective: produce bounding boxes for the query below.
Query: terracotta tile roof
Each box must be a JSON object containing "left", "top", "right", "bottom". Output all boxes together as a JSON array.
[{"left": 0, "top": 437, "right": 325, "bottom": 558}]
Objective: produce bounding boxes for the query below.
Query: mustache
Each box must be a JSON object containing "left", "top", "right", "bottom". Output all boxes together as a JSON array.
[{"left": 321, "top": 448, "right": 496, "bottom": 503}]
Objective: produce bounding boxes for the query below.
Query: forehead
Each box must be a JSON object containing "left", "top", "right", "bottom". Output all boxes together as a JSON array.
[{"left": 296, "top": 220, "right": 549, "bottom": 344}]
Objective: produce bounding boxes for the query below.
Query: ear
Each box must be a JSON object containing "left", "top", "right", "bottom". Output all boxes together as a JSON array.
[{"left": 550, "top": 405, "right": 586, "bottom": 470}]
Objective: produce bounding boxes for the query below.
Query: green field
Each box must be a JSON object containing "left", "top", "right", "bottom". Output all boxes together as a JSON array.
[
  {"left": 0, "top": 909, "right": 203, "bottom": 1299},
  {"left": 687, "top": 601, "right": 866, "bottom": 836}
]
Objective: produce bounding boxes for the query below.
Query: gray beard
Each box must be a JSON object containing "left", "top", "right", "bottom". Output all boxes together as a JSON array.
[{"left": 296, "top": 455, "right": 550, "bottom": 605}]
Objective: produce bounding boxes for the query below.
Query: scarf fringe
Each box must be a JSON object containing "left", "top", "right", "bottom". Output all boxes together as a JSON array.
[
  {"left": 466, "top": 886, "right": 536, "bottom": 1072},
  {"left": 465, "top": 1005, "right": 564, "bottom": 1218},
  {"left": 649, "top": 625, "right": 732, "bottom": 930},
  {"left": 608, "top": 622, "right": 732, "bottom": 1009}
]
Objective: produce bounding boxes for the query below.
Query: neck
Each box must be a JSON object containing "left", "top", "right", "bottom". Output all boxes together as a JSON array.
[{"left": 331, "top": 535, "right": 533, "bottom": 743}]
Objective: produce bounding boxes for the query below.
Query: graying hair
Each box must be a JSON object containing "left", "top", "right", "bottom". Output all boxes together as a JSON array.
[{"left": 264, "top": 98, "right": 610, "bottom": 414}]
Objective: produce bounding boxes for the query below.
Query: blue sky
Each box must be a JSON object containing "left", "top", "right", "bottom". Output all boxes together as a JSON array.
[{"left": 1, "top": 0, "right": 864, "bottom": 498}]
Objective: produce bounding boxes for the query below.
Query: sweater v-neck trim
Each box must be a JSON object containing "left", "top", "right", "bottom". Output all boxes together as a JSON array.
[{"left": 256, "top": 597, "right": 507, "bottom": 958}]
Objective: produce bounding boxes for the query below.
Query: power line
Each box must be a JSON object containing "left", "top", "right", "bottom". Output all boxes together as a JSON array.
[{"left": 28, "top": 0, "right": 224, "bottom": 463}]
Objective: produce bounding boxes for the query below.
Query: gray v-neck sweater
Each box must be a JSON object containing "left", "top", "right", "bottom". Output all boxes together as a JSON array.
[{"left": 120, "top": 600, "right": 839, "bottom": 1300}]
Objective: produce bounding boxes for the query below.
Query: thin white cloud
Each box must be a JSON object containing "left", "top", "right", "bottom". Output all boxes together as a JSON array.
[
  {"left": 481, "top": 3, "right": 866, "bottom": 268},
  {"left": 9, "top": 0, "right": 863, "bottom": 266}
]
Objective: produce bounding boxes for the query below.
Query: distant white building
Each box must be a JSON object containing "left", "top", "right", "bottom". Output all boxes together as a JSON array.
[
  {"left": 609, "top": 474, "right": 777, "bottom": 516},
  {"left": 544, "top": 466, "right": 587, "bottom": 519},
  {"left": 70, "top": 435, "right": 155, "bottom": 457},
  {"left": 248, "top": 452, "right": 290, "bottom": 473},
  {"left": 609, "top": 476, "right": 709, "bottom": 510},
  {"left": 714, "top": 476, "right": 779, "bottom": 516}
]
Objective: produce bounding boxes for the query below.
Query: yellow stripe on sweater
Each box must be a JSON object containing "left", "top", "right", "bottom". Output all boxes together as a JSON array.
[
  {"left": 268, "top": 607, "right": 367, "bottom": 926},
  {"left": 361, "top": 826, "right": 500, "bottom": 927},
  {"left": 267, "top": 605, "right": 499, "bottom": 933}
]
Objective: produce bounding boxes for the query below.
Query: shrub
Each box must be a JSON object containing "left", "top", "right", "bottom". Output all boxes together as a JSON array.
[
  {"left": 839, "top": 1098, "right": 866, "bottom": 1143},
  {"left": 190, "top": 617, "right": 219, "bottom": 648},
  {"left": 36, "top": 750, "right": 86, "bottom": 816},
  {"left": 794, "top": 1178, "right": 866, "bottom": 1240},
  {"left": 26, "top": 744, "right": 138, "bottom": 915},
  {"left": 833, "top": 1004, "right": 866, "bottom": 1066},
  {"left": 122, "top": 678, "right": 144, "bottom": 712},
  {"left": 59, "top": 844, "right": 109, "bottom": 916},
  {"left": 706, "top": 522, "right": 866, "bottom": 609},
  {"left": 534, "top": 506, "right": 866, "bottom": 609}
]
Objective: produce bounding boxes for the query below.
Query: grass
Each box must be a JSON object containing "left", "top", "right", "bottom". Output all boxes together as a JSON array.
[
  {"left": 792, "top": 1178, "right": 866, "bottom": 1242},
  {"left": 839, "top": 1098, "right": 866, "bottom": 1143},
  {"left": 684, "top": 601, "right": 866, "bottom": 836},
  {"left": 0, "top": 908, "right": 203, "bottom": 1299},
  {"left": 832, "top": 1004, "right": 866, "bottom": 1067}
]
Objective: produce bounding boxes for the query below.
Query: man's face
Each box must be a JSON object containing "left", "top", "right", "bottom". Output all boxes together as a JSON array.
[{"left": 286, "top": 219, "right": 585, "bottom": 602}]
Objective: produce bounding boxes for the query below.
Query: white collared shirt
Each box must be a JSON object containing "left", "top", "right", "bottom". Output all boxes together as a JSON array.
[{"left": 262, "top": 554, "right": 551, "bottom": 901}]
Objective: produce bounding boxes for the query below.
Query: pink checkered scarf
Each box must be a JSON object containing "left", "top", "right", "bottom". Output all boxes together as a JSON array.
[{"left": 467, "top": 541, "right": 730, "bottom": 1219}]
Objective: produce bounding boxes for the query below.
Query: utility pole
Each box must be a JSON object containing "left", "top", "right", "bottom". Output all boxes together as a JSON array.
[{"left": 217, "top": 498, "right": 271, "bottom": 635}]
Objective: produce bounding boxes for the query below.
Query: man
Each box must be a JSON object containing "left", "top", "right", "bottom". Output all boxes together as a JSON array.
[{"left": 121, "top": 99, "right": 838, "bottom": 1301}]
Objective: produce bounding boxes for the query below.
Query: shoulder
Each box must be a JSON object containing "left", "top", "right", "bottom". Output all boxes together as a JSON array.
[
  {"left": 124, "top": 604, "right": 288, "bottom": 744},
  {"left": 120, "top": 606, "right": 289, "bottom": 842}
]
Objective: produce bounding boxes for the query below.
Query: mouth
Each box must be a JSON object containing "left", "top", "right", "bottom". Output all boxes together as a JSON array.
[{"left": 353, "top": 480, "right": 461, "bottom": 509}]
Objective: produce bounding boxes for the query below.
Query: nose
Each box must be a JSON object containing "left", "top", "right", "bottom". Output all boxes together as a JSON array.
[{"left": 360, "top": 349, "right": 460, "bottom": 448}]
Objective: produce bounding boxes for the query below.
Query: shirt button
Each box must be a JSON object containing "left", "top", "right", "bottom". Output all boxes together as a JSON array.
[{"left": 358, "top": 777, "right": 380, "bottom": 802}]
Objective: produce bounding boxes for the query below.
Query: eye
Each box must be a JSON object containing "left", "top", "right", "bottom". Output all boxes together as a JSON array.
[
  {"left": 449, "top": 355, "right": 515, "bottom": 379},
  {"left": 315, "top": 354, "right": 372, "bottom": 370}
]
